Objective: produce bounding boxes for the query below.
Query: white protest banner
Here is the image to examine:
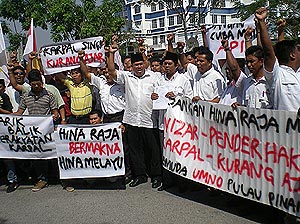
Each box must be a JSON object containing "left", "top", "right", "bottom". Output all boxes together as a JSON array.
[
  {"left": 206, "top": 17, "right": 255, "bottom": 60},
  {"left": 0, "top": 114, "right": 56, "bottom": 159},
  {"left": 40, "top": 36, "right": 105, "bottom": 75},
  {"left": 55, "top": 122, "right": 125, "bottom": 179},
  {"left": 164, "top": 97, "right": 300, "bottom": 217}
]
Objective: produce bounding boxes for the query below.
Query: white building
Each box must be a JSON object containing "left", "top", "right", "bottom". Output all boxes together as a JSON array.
[{"left": 124, "top": 0, "right": 250, "bottom": 51}]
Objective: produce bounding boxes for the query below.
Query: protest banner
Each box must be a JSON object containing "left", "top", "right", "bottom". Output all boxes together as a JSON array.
[
  {"left": 206, "top": 16, "right": 255, "bottom": 60},
  {"left": 164, "top": 97, "right": 300, "bottom": 217},
  {"left": 0, "top": 114, "right": 56, "bottom": 159},
  {"left": 40, "top": 36, "right": 105, "bottom": 75},
  {"left": 55, "top": 122, "right": 125, "bottom": 179}
]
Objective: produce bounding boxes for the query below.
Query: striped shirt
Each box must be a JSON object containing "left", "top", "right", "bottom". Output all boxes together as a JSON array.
[
  {"left": 19, "top": 89, "right": 57, "bottom": 115},
  {"left": 64, "top": 77, "right": 93, "bottom": 116}
]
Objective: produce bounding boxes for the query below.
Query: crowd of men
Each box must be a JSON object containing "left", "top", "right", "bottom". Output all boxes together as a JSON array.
[{"left": 0, "top": 8, "right": 299, "bottom": 215}]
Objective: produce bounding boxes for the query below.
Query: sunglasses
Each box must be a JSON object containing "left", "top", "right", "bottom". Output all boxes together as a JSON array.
[{"left": 13, "top": 72, "right": 25, "bottom": 75}]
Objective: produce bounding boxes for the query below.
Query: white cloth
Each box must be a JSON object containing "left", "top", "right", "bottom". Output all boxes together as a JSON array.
[
  {"left": 157, "top": 72, "right": 193, "bottom": 130},
  {"left": 187, "top": 63, "right": 226, "bottom": 100},
  {"left": 90, "top": 73, "right": 125, "bottom": 115},
  {"left": 241, "top": 75, "right": 271, "bottom": 109},
  {"left": 219, "top": 71, "right": 246, "bottom": 106},
  {"left": 116, "top": 70, "right": 161, "bottom": 128},
  {"left": 264, "top": 60, "right": 300, "bottom": 111}
]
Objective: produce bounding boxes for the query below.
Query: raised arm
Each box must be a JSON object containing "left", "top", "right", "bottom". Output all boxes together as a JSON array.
[
  {"left": 276, "top": 18, "right": 286, "bottom": 42},
  {"left": 201, "top": 25, "right": 209, "bottom": 48},
  {"left": 8, "top": 63, "right": 23, "bottom": 92},
  {"left": 167, "top": 33, "right": 175, "bottom": 53},
  {"left": 255, "top": 7, "right": 276, "bottom": 72},
  {"left": 78, "top": 50, "right": 91, "bottom": 81},
  {"left": 137, "top": 38, "right": 150, "bottom": 69},
  {"left": 177, "top": 42, "right": 189, "bottom": 70},
  {"left": 107, "top": 46, "right": 118, "bottom": 81},
  {"left": 221, "top": 39, "right": 241, "bottom": 82},
  {"left": 244, "top": 26, "right": 253, "bottom": 50}
]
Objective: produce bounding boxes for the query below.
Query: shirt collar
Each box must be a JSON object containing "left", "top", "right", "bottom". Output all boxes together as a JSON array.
[{"left": 28, "top": 88, "right": 48, "bottom": 97}]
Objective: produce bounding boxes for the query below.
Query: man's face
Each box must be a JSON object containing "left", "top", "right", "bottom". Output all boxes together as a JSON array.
[
  {"left": 13, "top": 69, "right": 26, "bottom": 84},
  {"left": 89, "top": 113, "right": 103, "bottom": 124},
  {"left": 163, "top": 60, "right": 177, "bottom": 77},
  {"left": 151, "top": 61, "right": 161, "bottom": 72},
  {"left": 71, "top": 69, "right": 83, "bottom": 84},
  {"left": 246, "top": 54, "right": 263, "bottom": 75},
  {"left": 124, "top": 58, "right": 132, "bottom": 72},
  {"left": 30, "top": 81, "right": 43, "bottom": 94},
  {"left": 186, "top": 55, "right": 196, "bottom": 64},
  {"left": 98, "top": 66, "right": 108, "bottom": 77},
  {"left": 294, "top": 44, "right": 300, "bottom": 70},
  {"left": 195, "top": 53, "right": 212, "bottom": 74},
  {"left": 132, "top": 61, "right": 145, "bottom": 77}
]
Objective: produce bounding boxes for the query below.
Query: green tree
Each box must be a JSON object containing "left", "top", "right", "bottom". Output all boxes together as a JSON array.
[
  {"left": 0, "top": 0, "right": 126, "bottom": 50},
  {"left": 234, "top": 0, "right": 300, "bottom": 39}
]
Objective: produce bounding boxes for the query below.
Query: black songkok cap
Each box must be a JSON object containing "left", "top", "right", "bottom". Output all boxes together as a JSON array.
[
  {"left": 164, "top": 51, "right": 178, "bottom": 64},
  {"left": 131, "top": 53, "right": 144, "bottom": 64},
  {"left": 0, "top": 79, "right": 5, "bottom": 86}
]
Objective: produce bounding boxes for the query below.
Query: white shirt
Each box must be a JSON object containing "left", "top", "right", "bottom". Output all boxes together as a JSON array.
[
  {"left": 90, "top": 73, "right": 125, "bottom": 115},
  {"left": 264, "top": 60, "right": 300, "bottom": 111},
  {"left": 241, "top": 75, "right": 271, "bottom": 109},
  {"left": 116, "top": 70, "right": 161, "bottom": 128},
  {"left": 5, "top": 83, "right": 30, "bottom": 114},
  {"left": 219, "top": 71, "right": 246, "bottom": 106},
  {"left": 158, "top": 72, "right": 193, "bottom": 130},
  {"left": 187, "top": 64, "right": 226, "bottom": 100}
]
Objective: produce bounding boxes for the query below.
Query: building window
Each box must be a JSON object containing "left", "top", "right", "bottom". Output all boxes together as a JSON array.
[
  {"left": 135, "top": 21, "right": 141, "bottom": 28},
  {"left": 221, "top": 15, "right": 226, "bottom": 24},
  {"left": 159, "top": 18, "right": 165, "bottom": 27},
  {"left": 134, "top": 5, "right": 141, "bottom": 14},
  {"left": 169, "top": 16, "right": 174, "bottom": 26},
  {"left": 177, "top": 15, "right": 182, "bottom": 24},
  {"left": 152, "top": 20, "right": 157, "bottom": 29},
  {"left": 167, "top": 1, "right": 173, "bottom": 8},
  {"left": 153, "top": 36, "right": 158, "bottom": 45},
  {"left": 151, "top": 4, "right": 156, "bottom": 12},
  {"left": 199, "top": 16, "right": 205, "bottom": 24},
  {"left": 160, "top": 35, "right": 165, "bottom": 44},
  {"left": 190, "top": 14, "right": 195, "bottom": 24},
  {"left": 189, "top": 0, "right": 195, "bottom": 5},
  {"left": 212, "top": 15, "right": 218, "bottom": 23},
  {"left": 159, "top": 2, "right": 164, "bottom": 10}
]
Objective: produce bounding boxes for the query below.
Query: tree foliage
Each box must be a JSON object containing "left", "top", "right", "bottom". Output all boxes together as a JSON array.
[
  {"left": 234, "top": 0, "right": 300, "bottom": 39},
  {"left": 0, "top": 0, "right": 126, "bottom": 50}
]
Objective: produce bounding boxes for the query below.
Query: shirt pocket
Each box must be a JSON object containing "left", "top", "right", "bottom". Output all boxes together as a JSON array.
[
  {"left": 142, "top": 83, "right": 154, "bottom": 95},
  {"left": 281, "top": 82, "right": 299, "bottom": 96}
]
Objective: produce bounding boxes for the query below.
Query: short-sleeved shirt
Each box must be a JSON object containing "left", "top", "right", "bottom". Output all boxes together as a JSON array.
[
  {"left": 64, "top": 77, "right": 92, "bottom": 116},
  {"left": 264, "top": 60, "right": 300, "bottom": 111},
  {"left": 187, "top": 64, "right": 226, "bottom": 100},
  {"left": 22, "top": 84, "right": 65, "bottom": 108},
  {"left": 219, "top": 71, "right": 247, "bottom": 106},
  {"left": 19, "top": 88, "right": 57, "bottom": 115},
  {"left": 241, "top": 75, "right": 271, "bottom": 109},
  {"left": 0, "top": 92, "right": 13, "bottom": 112},
  {"left": 116, "top": 70, "right": 161, "bottom": 128},
  {"left": 90, "top": 73, "right": 125, "bottom": 115}
]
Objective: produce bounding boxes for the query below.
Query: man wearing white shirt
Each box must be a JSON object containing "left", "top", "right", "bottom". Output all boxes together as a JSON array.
[
  {"left": 241, "top": 45, "right": 272, "bottom": 109},
  {"left": 180, "top": 46, "right": 225, "bottom": 103},
  {"left": 152, "top": 51, "right": 193, "bottom": 191},
  {"left": 108, "top": 49, "right": 162, "bottom": 189},
  {"left": 256, "top": 7, "right": 300, "bottom": 112}
]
